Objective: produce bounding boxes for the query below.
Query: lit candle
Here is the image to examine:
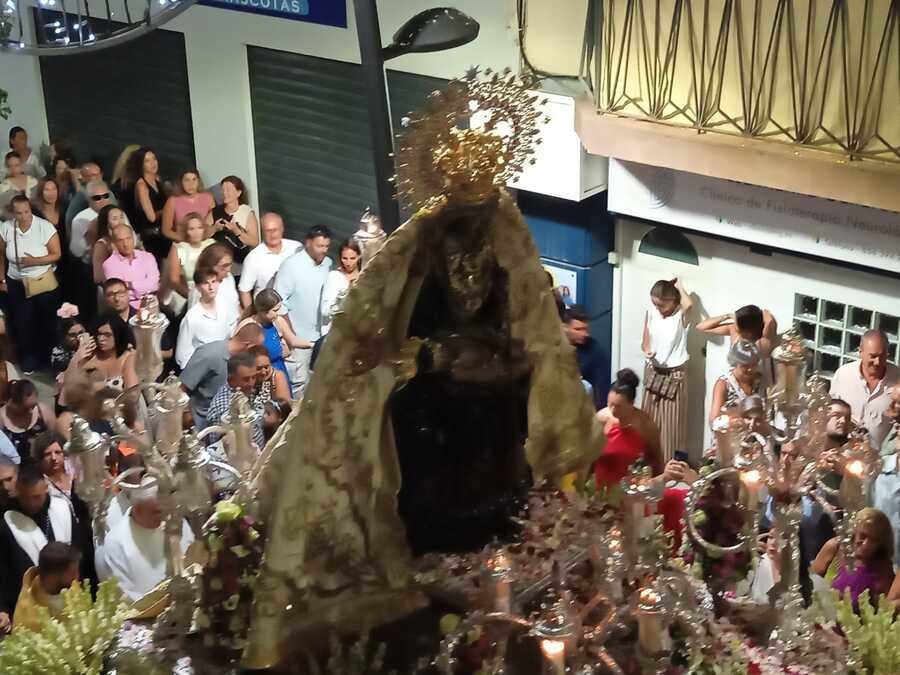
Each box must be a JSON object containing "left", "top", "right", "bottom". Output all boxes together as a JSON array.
[
  {"left": 841, "top": 459, "right": 865, "bottom": 508},
  {"left": 637, "top": 588, "right": 665, "bottom": 655},
  {"left": 482, "top": 552, "right": 513, "bottom": 613},
  {"left": 741, "top": 469, "right": 762, "bottom": 512},
  {"left": 541, "top": 639, "right": 565, "bottom": 675}
]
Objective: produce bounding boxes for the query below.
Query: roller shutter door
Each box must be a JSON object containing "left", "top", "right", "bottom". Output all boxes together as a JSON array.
[
  {"left": 247, "top": 45, "right": 445, "bottom": 241},
  {"left": 37, "top": 11, "right": 196, "bottom": 179}
]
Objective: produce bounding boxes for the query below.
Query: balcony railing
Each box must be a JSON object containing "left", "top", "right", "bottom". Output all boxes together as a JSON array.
[{"left": 579, "top": 0, "right": 900, "bottom": 163}]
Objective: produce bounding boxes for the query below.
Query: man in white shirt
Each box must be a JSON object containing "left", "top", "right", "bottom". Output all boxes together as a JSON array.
[
  {"left": 70, "top": 180, "right": 114, "bottom": 263},
  {"left": 99, "top": 477, "right": 194, "bottom": 602},
  {"left": 830, "top": 329, "right": 900, "bottom": 449},
  {"left": 238, "top": 213, "right": 300, "bottom": 309}
]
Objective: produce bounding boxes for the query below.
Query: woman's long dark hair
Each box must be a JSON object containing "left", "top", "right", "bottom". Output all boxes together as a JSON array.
[
  {"left": 92, "top": 313, "right": 135, "bottom": 357},
  {"left": 96, "top": 204, "right": 123, "bottom": 241},
  {"left": 125, "top": 146, "right": 159, "bottom": 185}
]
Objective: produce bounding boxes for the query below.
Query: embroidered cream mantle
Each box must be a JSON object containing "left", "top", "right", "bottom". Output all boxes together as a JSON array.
[{"left": 242, "top": 191, "right": 603, "bottom": 667}]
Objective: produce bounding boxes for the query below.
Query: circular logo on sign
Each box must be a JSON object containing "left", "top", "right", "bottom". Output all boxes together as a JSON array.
[{"left": 630, "top": 164, "right": 675, "bottom": 209}]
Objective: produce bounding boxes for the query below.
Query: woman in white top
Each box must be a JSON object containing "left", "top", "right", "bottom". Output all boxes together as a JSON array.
[
  {"left": 164, "top": 212, "right": 215, "bottom": 315},
  {"left": 320, "top": 239, "right": 361, "bottom": 337},
  {"left": 0, "top": 196, "right": 62, "bottom": 373},
  {"left": 210, "top": 175, "right": 259, "bottom": 274},
  {"left": 1, "top": 152, "right": 38, "bottom": 201},
  {"left": 641, "top": 278, "right": 692, "bottom": 462}
]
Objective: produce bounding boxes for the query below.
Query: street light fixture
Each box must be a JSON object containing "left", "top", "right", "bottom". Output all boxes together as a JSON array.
[{"left": 353, "top": 2, "right": 480, "bottom": 232}]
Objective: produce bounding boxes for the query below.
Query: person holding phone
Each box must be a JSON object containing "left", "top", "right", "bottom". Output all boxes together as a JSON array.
[{"left": 210, "top": 175, "right": 259, "bottom": 274}]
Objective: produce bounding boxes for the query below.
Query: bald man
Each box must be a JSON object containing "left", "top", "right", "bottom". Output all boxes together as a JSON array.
[
  {"left": 830, "top": 329, "right": 900, "bottom": 448},
  {"left": 237, "top": 212, "right": 301, "bottom": 308},
  {"left": 65, "top": 162, "right": 114, "bottom": 230}
]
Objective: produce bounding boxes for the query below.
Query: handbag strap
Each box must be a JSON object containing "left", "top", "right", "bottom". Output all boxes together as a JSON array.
[{"left": 11, "top": 217, "right": 20, "bottom": 275}]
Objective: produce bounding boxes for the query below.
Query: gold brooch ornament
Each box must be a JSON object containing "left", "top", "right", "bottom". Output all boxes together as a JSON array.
[{"left": 394, "top": 67, "right": 548, "bottom": 211}]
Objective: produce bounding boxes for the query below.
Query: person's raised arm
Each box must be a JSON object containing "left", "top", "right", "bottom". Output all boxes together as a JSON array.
[
  {"left": 758, "top": 309, "right": 779, "bottom": 357},
  {"left": 161, "top": 197, "right": 180, "bottom": 241},
  {"left": 709, "top": 378, "right": 727, "bottom": 426},
  {"left": 641, "top": 313, "right": 653, "bottom": 358},
  {"left": 696, "top": 313, "right": 733, "bottom": 336},
  {"left": 675, "top": 277, "right": 693, "bottom": 318},
  {"left": 811, "top": 537, "right": 839, "bottom": 577}
]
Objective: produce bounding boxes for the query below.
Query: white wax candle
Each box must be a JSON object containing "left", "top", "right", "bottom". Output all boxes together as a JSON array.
[
  {"left": 541, "top": 639, "right": 565, "bottom": 675},
  {"left": 494, "top": 578, "right": 511, "bottom": 613},
  {"left": 637, "top": 589, "right": 665, "bottom": 654}
]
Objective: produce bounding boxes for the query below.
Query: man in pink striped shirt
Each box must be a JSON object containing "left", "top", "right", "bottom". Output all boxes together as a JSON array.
[{"left": 101, "top": 225, "right": 159, "bottom": 309}]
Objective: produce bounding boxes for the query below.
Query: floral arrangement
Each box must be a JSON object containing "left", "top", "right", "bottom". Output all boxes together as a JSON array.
[
  {"left": 835, "top": 589, "right": 900, "bottom": 674},
  {"left": 681, "top": 465, "right": 751, "bottom": 590},
  {"left": 195, "top": 499, "right": 264, "bottom": 654},
  {"left": 0, "top": 578, "right": 128, "bottom": 675}
]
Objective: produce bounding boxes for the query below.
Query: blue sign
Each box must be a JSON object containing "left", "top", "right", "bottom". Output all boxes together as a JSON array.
[{"left": 198, "top": 0, "right": 347, "bottom": 27}]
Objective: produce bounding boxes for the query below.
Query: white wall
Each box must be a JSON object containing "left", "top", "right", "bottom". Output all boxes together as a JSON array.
[
  {"left": 1, "top": 7, "right": 49, "bottom": 149},
  {"left": 613, "top": 218, "right": 900, "bottom": 461}
]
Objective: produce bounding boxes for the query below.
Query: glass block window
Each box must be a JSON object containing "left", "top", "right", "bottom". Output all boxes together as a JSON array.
[{"left": 793, "top": 294, "right": 900, "bottom": 378}]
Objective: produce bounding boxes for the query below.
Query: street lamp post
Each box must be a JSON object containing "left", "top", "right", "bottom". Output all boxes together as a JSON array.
[{"left": 352, "top": 2, "right": 479, "bottom": 231}]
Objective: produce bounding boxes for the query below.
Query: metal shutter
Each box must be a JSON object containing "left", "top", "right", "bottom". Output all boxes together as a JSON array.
[
  {"left": 37, "top": 13, "right": 196, "bottom": 178},
  {"left": 248, "top": 47, "right": 377, "bottom": 243},
  {"left": 248, "top": 47, "right": 447, "bottom": 241}
]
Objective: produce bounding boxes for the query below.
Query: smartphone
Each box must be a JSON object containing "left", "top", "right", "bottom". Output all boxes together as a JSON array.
[{"left": 674, "top": 450, "right": 689, "bottom": 463}]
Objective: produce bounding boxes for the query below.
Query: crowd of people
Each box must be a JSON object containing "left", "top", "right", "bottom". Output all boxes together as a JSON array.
[
  {"left": 0, "top": 127, "right": 366, "bottom": 632},
  {"left": 0, "top": 122, "right": 899, "bottom": 637},
  {"left": 562, "top": 278, "right": 900, "bottom": 610}
]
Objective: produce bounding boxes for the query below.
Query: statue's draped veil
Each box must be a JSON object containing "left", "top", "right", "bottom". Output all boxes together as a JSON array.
[{"left": 242, "top": 191, "right": 603, "bottom": 668}]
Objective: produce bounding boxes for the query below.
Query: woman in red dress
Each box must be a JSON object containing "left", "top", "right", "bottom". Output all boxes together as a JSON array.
[{"left": 595, "top": 368, "right": 694, "bottom": 548}]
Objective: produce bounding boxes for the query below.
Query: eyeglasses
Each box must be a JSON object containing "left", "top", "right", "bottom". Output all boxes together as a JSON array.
[
  {"left": 66, "top": 329, "right": 85, "bottom": 338},
  {"left": 96, "top": 330, "right": 114, "bottom": 338},
  {"left": 91, "top": 192, "right": 111, "bottom": 201}
]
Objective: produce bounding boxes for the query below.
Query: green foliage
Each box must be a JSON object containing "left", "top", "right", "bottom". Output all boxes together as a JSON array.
[
  {"left": 0, "top": 87, "right": 9, "bottom": 119},
  {"left": 322, "top": 632, "right": 396, "bottom": 675},
  {"left": 0, "top": 579, "right": 128, "bottom": 675},
  {"left": 835, "top": 589, "right": 900, "bottom": 675}
]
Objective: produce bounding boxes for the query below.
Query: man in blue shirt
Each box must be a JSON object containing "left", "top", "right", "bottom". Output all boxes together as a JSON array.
[
  {"left": 274, "top": 224, "right": 332, "bottom": 397},
  {"left": 564, "top": 305, "right": 608, "bottom": 409}
]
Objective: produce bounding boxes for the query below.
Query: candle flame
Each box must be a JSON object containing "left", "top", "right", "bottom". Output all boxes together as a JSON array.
[
  {"left": 846, "top": 460, "right": 865, "bottom": 477},
  {"left": 541, "top": 639, "right": 565, "bottom": 656},
  {"left": 741, "top": 469, "right": 761, "bottom": 484}
]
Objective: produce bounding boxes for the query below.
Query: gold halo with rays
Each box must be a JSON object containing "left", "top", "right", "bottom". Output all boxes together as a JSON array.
[{"left": 393, "top": 68, "right": 548, "bottom": 211}]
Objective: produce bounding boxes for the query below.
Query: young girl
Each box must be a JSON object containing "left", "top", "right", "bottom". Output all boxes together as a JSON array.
[
  {"left": 165, "top": 212, "right": 215, "bottom": 313},
  {"left": 641, "top": 278, "right": 692, "bottom": 462},
  {"left": 812, "top": 507, "right": 895, "bottom": 609},
  {"left": 176, "top": 267, "right": 233, "bottom": 368},
  {"left": 235, "top": 289, "right": 310, "bottom": 387}
]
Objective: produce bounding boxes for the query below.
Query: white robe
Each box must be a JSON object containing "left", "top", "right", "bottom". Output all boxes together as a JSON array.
[
  {"left": 94, "top": 491, "right": 132, "bottom": 580},
  {"left": 99, "top": 510, "right": 194, "bottom": 601},
  {"left": 3, "top": 496, "right": 73, "bottom": 565}
]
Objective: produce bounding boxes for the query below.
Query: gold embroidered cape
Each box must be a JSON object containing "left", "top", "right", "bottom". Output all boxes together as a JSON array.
[{"left": 242, "top": 191, "right": 603, "bottom": 667}]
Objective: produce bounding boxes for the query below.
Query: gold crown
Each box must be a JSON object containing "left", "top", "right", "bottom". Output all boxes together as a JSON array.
[{"left": 394, "top": 68, "right": 548, "bottom": 211}]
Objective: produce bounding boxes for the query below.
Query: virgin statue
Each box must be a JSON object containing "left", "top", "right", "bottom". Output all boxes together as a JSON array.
[{"left": 241, "top": 71, "right": 602, "bottom": 668}]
